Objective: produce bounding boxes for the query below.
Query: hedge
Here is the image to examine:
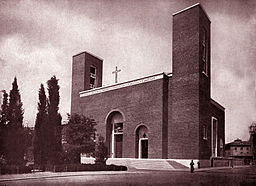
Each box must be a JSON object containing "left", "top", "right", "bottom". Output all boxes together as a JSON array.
[{"left": 0, "top": 165, "right": 32, "bottom": 175}]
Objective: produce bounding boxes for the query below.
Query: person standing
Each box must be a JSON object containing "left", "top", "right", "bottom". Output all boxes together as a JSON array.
[{"left": 190, "top": 160, "right": 194, "bottom": 173}]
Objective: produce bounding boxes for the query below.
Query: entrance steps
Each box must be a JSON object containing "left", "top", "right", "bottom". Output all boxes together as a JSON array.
[
  {"left": 167, "top": 160, "right": 189, "bottom": 169},
  {"left": 106, "top": 158, "right": 189, "bottom": 170}
]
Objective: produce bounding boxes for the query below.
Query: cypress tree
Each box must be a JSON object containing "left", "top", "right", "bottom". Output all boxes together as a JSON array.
[
  {"left": 0, "top": 90, "right": 8, "bottom": 159},
  {"left": 6, "top": 77, "right": 24, "bottom": 165},
  {"left": 47, "top": 76, "right": 62, "bottom": 164},
  {"left": 33, "top": 84, "right": 48, "bottom": 165}
]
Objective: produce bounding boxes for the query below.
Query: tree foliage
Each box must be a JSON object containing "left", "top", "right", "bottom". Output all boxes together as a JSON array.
[
  {"left": 23, "top": 126, "right": 34, "bottom": 163},
  {"left": 0, "top": 90, "right": 8, "bottom": 158},
  {"left": 0, "top": 90, "right": 8, "bottom": 126},
  {"left": 47, "top": 76, "right": 62, "bottom": 164},
  {"left": 94, "top": 135, "right": 108, "bottom": 165},
  {"left": 64, "top": 114, "right": 97, "bottom": 164},
  {"left": 34, "top": 76, "right": 62, "bottom": 165},
  {"left": 5, "top": 77, "right": 24, "bottom": 165},
  {"left": 33, "top": 84, "right": 48, "bottom": 165},
  {"left": 8, "top": 77, "right": 23, "bottom": 128}
]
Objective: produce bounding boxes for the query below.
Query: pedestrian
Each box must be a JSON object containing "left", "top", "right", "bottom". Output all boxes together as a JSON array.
[
  {"left": 197, "top": 161, "right": 200, "bottom": 169},
  {"left": 190, "top": 160, "right": 194, "bottom": 173}
]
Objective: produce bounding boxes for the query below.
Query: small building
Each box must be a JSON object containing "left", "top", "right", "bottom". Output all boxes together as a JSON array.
[{"left": 225, "top": 139, "right": 253, "bottom": 164}]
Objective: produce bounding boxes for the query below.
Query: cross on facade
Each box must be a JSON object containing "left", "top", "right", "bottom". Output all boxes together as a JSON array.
[{"left": 112, "top": 66, "right": 121, "bottom": 83}]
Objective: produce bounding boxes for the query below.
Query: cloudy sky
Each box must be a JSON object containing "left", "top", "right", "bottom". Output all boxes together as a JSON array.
[{"left": 0, "top": 0, "right": 255, "bottom": 143}]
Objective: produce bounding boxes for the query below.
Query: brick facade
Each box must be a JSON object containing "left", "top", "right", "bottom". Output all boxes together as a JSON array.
[
  {"left": 79, "top": 77, "right": 166, "bottom": 158},
  {"left": 71, "top": 52, "right": 103, "bottom": 114},
  {"left": 70, "top": 4, "right": 225, "bottom": 160}
]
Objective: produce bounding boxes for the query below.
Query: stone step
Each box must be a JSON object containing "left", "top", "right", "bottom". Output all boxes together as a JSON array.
[
  {"left": 82, "top": 157, "right": 191, "bottom": 170},
  {"left": 167, "top": 160, "right": 189, "bottom": 169},
  {"left": 107, "top": 158, "right": 175, "bottom": 170},
  {"left": 130, "top": 159, "right": 174, "bottom": 170}
]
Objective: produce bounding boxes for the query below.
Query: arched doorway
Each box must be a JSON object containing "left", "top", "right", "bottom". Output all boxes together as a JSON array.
[
  {"left": 106, "top": 111, "right": 124, "bottom": 158},
  {"left": 136, "top": 125, "right": 148, "bottom": 159}
]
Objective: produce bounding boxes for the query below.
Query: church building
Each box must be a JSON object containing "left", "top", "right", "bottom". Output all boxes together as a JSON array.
[{"left": 71, "top": 3, "right": 225, "bottom": 161}]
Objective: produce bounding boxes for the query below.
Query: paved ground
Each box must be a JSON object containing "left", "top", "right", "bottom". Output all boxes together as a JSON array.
[{"left": 0, "top": 166, "right": 255, "bottom": 186}]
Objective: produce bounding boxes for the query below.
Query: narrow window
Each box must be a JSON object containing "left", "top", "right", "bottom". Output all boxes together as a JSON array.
[
  {"left": 202, "top": 28, "right": 208, "bottom": 76},
  {"left": 211, "top": 117, "right": 218, "bottom": 157},
  {"left": 90, "top": 66, "right": 97, "bottom": 89},
  {"left": 203, "top": 125, "right": 207, "bottom": 140}
]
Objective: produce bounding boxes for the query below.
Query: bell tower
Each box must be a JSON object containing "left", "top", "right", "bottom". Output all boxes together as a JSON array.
[
  {"left": 71, "top": 51, "right": 103, "bottom": 114},
  {"left": 170, "top": 3, "right": 211, "bottom": 159}
]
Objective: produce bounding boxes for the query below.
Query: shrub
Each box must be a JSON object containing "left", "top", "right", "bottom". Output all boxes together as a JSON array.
[
  {"left": 52, "top": 164, "right": 127, "bottom": 172},
  {"left": 0, "top": 165, "right": 32, "bottom": 175},
  {"left": 94, "top": 135, "right": 108, "bottom": 165}
]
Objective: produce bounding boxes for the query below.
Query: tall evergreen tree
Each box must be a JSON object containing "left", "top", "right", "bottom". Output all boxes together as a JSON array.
[
  {"left": 33, "top": 84, "right": 48, "bottom": 165},
  {"left": 0, "top": 90, "right": 8, "bottom": 159},
  {"left": 47, "top": 76, "right": 62, "bottom": 164},
  {"left": 6, "top": 77, "right": 24, "bottom": 165}
]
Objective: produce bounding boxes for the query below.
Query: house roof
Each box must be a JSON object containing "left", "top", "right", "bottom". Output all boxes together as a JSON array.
[{"left": 226, "top": 139, "right": 251, "bottom": 147}]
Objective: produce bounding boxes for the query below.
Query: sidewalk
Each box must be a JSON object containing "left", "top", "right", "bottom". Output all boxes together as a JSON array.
[
  {"left": 195, "top": 165, "right": 251, "bottom": 172},
  {"left": 0, "top": 171, "right": 133, "bottom": 182},
  {"left": 0, "top": 165, "right": 252, "bottom": 182}
]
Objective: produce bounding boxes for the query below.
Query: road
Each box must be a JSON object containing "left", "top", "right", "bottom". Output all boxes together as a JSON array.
[{"left": 0, "top": 166, "right": 255, "bottom": 186}]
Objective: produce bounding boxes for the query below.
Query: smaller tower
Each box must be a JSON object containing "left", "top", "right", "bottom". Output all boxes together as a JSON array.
[{"left": 71, "top": 51, "right": 103, "bottom": 114}]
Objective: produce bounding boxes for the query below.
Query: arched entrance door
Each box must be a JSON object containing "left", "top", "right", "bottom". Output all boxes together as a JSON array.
[
  {"left": 136, "top": 125, "right": 148, "bottom": 159},
  {"left": 106, "top": 111, "right": 124, "bottom": 158}
]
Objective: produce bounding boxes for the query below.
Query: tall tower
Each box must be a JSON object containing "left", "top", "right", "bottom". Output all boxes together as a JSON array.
[
  {"left": 71, "top": 51, "right": 103, "bottom": 114},
  {"left": 170, "top": 4, "right": 211, "bottom": 159}
]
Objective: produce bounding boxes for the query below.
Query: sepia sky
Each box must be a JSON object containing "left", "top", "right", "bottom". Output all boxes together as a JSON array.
[{"left": 0, "top": 0, "right": 256, "bottom": 143}]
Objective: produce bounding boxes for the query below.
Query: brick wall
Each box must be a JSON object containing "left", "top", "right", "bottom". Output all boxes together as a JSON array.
[
  {"left": 71, "top": 52, "right": 102, "bottom": 114},
  {"left": 210, "top": 101, "right": 225, "bottom": 157},
  {"left": 170, "top": 5, "right": 200, "bottom": 159},
  {"left": 79, "top": 78, "right": 167, "bottom": 158},
  {"left": 198, "top": 6, "right": 212, "bottom": 160}
]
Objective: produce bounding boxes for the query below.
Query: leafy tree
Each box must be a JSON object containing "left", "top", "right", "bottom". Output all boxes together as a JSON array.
[
  {"left": 64, "top": 114, "right": 97, "bottom": 164},
  {"left": 23, "top": 126, "right": 34, "bottom": 164},
  {"left": 33, "top": 84, "right": 48, "bottom": 165},
  {"left": 0, "top": 90, "right": 8, "bottom": 159},
  {"left": 46, "top": 76, "right": 62, "bottom": 164},
  {"left": 5, "top": 77, "right": 24, "bottom": 165},
  {"left": 94, "top": 135, "right": 108, "bottom": 165}
]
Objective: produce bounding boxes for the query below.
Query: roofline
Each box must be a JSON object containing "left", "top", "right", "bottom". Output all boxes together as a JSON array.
[
  {"left": 226, "top": 143, "right": 251, "bottom": 146},
  {"left": 173, "top": 3, "right": 211, "bottom": 22},
  {"left": 73, "top": 51, "right": 104, "bottom": 61},
  {"left": 210, "top": 99, "right": 225, "bottom": 111},
  {"left": 80, "top": 72, "right": 172, "bottom": 97},
  {"left": 226, "top": 140, "right": 251, "bottom": 146}
]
